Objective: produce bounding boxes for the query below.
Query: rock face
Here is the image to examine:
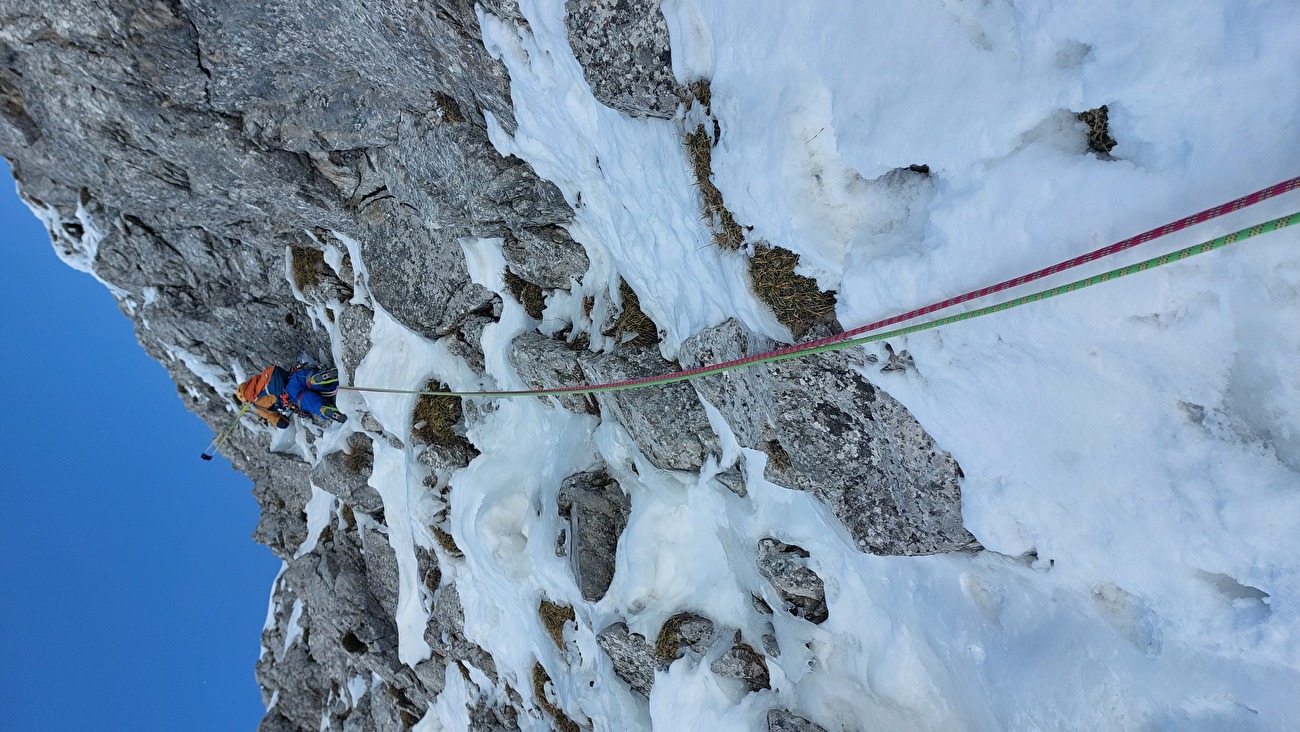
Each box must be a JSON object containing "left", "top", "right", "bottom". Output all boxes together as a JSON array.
[
  {"left": 595, "top": 623, "right": 658, "bottom": 697},
  {"left": 502, "top": 225, "right": 589, "bottom": 290},
  {"left": 757, "top": 538, "right": 830, "bottom": 624},
  {"left": 508, "top": 331, "right": 594, "bottom": 414},
  {"left": 558, "top": 470, "right": 631, "bottom": 602},
  {"left": 579, "top": 347, "right": 720, "bottom": 471},
  {"left": 312, "top": 434, "right": 383, "bottom": 515},
  {"left": 768, "top": 709, "right": 830, "bottom": 732},
  {"left": 564, "top": 0, "right": 681, "bottom": 119},
  {"left": 681, "top": 319, "right": 976, "bottom": 556},
  {"left": 3, "top": 2, "right": 979, "bottom": 728}
]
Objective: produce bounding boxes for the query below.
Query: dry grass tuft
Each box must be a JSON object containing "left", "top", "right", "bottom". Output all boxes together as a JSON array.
[
  {"left": 539, "top": 600, "right": 576, "bottom": 649},
  {"left": 423, "top": 564, "right": 442, "bottom": 592},
  {"left": 685, "top": 79, "right": 712, "bottom": 114},
  {"left": 290, "top": 246, "right": 327, "bottom": 289},
  {"left": 342, "top": 439, "right": 373, "bottom": 474},
  {"left": 411, "top": 379, "right": 463, "bottom": 447},
  {"left": 433, "top": 91, "right": 465, "bottom": 124},
  {"left": 748, "top": 245, "right": 837, "bottom": 339},
  {"left": 611, "top": 280, "right": 660, "bottom": 348},
  {"left": 531, "top": 663, "right": 580, "bottom": 732},
  {"left": 504, "top": 269, "right": 545, "bottom": 320},
  {"left": 1077, "top": 105, "right": 1117, "bottom": 155},
  {"left": 685, "top": 124, "right": 745, "bottom": 250},
  {"left": 763, "top": 439, "right": 792, "bottom": 471},
  {"left": 653, "top": 612, "right": 707, "bottom": 662},
  {"left": 432, "top": 525, "right": 464, "bottom": 558}
]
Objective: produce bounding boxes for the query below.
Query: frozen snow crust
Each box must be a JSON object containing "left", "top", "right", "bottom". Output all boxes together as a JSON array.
[{"left": 6, "top": 0, "right": 1300, "bottom": 730}]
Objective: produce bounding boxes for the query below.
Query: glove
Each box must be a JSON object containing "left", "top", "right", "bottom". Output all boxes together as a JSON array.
[{"left": 276, "top": 416, "right": 290, "bottom": 429}]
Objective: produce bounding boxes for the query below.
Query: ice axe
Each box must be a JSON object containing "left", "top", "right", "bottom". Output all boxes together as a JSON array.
[{"left": 201, "top": 402, "right": 250, "bottom": 461}]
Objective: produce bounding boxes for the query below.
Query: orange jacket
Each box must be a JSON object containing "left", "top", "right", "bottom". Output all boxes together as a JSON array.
[{"left": 237, "top": 366, "right": 291, "bottom": 428}]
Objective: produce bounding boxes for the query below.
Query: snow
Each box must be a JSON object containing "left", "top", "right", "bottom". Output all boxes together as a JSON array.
[
  {"left": 283, "top": 0, "right": 1300, "bottom": 728},
  {"left": 282, "top": 598, "right": 306, "bottom": 658},
  {"left": 294, "top": 486, "right": 337, "bottom": 559},
  {"left": 346, "top": 675, "right": 369, "bottom": 708}
]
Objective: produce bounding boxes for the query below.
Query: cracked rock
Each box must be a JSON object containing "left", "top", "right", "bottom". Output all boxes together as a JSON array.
[
  {"left": 558, "top": 470, "right": 630, "bottom": 602},
  {"left": 579, "top": 347, "right": 719, "bottom": 471},
  {"left": 680, "top": 319, "right": 976, "bottom": 556},
  {"left": 757, "top": 538, "right": 829, "bottom": 625}
]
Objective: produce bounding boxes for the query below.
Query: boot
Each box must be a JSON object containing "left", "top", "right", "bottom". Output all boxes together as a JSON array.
[
  {"left": 321, "top": 405, "right": 348, "bottom": 424},
  {"left": 308, "top": 367, "right": 339, "bottom": 397}
]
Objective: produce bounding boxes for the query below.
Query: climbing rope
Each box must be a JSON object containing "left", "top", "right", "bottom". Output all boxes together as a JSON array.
[{"left": 336, "top": 180, "right": 1299, "bottom": 401}]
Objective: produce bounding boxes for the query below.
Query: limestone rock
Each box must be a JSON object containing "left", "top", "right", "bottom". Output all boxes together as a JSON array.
[
  {"left": 312, "top": 433, "right": 383, "bottom": 515},
  {"left": 358, "top": 197, "right": 496, "bottom": 342},
  {"left": 710, "top": 636, "right": 770, "bottom": 693},
  {"left": 756, "top": 539, "right": 829, "bottom": 625},
  {"left": 564, "top": 0, "right": 681, "bottom": 119},
  {"left": 680, "top": 319, "right": 976, "bottom": 555},
  {"left": 446, "top": 313, "right": 497, "bottom": 376},
  {"left": 595, "top": 623, "right": 658, "bottom": 697},
  {"left": 654, "top": 612, "right": 715, "bottom": 661},
  {"left": 768, "top": 709, "right": 829, "bottom": 732},
  {"left": 509, "top": 331, "right": 595, "bottom": 414},
  {"left": 502, "top": 225, "right": 589, "bottom": 290},
  {"left": 558, "top": 470, "right": 631, "bottom": 602},
  {"left": 338, "top": 305, "right": 374, "bottom": 382},
  {"left": 579, "top": 347, "right": 719, "bottom": 471}
]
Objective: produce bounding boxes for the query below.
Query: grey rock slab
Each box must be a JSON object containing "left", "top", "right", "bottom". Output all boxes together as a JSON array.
[
  {"left": 558, "top": 470, "right": 631, "bottom": 602},
  {"left": 508, "top": 331, "right": 594, "bottom": 414},
  {"left": 656, "top": 612, "right": 715, "bottom": 661},
  {"left": 357, "top": 197, "right": 496, "bottom": 342},
  {"left": 446, "top": 313, "right": 497, "bottom": 376},
  {"left": 756, "top": 538, "right": 829, "bottom": 625},
  {"left": 338, "top": 305, "right": 374, "bottom": 383},
  {"left": 680, "top": 319, "right": 976, "bottom": 556},
  {"left": 312, "top": 434, "right": 383, "bottom": 515},
  {"left": 186, "top": 0, "right": 518, "bottom": 146},
  {"left": 768, "top": 709, "right": 829, "bottom": 732},
  {"left": 595, "top": 623, "right": 658, "bottom": 698},
  {"left": 710, "top": 637, "right": 770, "bottom": 693},
  {"left": 579, "top": 347, "right": 720, "bottom": 471},
  {"left": 564, "top": 0, "right": 681, "bottom": 119},
  {"left": 502, "top": 225, "right": 589, "bottom": 289}
]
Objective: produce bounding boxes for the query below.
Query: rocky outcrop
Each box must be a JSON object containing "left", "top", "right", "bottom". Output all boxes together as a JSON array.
[
  {"left": 508, "top": 331, "right": 593, "bottom": 414},
  {"left": 595, "top": 623, "right": 658, "bottom": 698},
  {"left": 312, "top": 434, "right": 383, "bottom": 515},
  {"left": 579, "top": 347, "right": 720, "bottom": 471},
  {"left": 558, "top": 470, "right": 631, "bottom": 602},
  {"left": 768, "top": 709, "right": 830, "bottom": 732},
  {"left": 757, "top": 538, "right": 829, "bottom": 625},
  {"left": 337, "top": 304, "right": 375, "bottom": 381},
  {"left": 710, "top": 636, "right": 770, "bottom": 693},
  {"left": 358, "top": 197, "right": 497, "bottom": 342},
  {"left": 564, "top": 0, "right": 681, "bottom": 119},
  {"left": 0, "top": 2, "right": 565, "bottom": 729},
  {"left": 596, "top": 613, "right": 772, "bottom": 699},
  {"left": 681, "top": 319, "right": 976, "bottom": 555},
  {"left": 502, "top": 225, "right": 589, "bottom": 290}
]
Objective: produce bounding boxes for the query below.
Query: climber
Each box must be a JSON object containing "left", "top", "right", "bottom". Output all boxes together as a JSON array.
[{"left": 236, "top": 365, "right": 347, "bottom": 428}]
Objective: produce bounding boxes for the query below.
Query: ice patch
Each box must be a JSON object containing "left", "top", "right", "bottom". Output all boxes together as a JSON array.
[
  {"left": 282, "top": 599, "right": 305, "bottom": 657},
  {"left": 294, "top": 486, "right": 337, "bottom": 559}
]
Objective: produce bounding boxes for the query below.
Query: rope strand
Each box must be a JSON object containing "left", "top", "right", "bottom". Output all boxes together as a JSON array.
[{"left": 339, "top": 200, "right": 1299, "bottom": 401}]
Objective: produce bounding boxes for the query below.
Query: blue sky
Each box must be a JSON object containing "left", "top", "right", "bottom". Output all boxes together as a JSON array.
[{"left": 0, "top": 158, "right": 280, "bottom": 731}]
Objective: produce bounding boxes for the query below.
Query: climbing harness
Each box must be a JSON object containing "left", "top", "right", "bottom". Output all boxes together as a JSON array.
[
  {"left": 200, "top": 402, "right": 251, "bottom": 461},
  {"left": 338, "top": 177, "right": 1299, "bottom": 401}
]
